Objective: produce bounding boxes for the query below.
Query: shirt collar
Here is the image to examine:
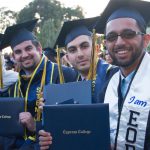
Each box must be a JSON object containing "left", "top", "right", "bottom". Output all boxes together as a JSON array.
[{"left": 120, "top": 70, "right": 135, "bottom": 83}]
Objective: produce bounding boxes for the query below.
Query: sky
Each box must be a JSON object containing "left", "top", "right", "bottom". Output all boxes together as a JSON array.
[
  {"left": 0, "top": 0, "right": 110, "bottom": 17},
  {"left": 1, "top": 0, "right": 150, "bottom": 17},
  {"left": 59, "top": 0, "right": 110, "bottom": 17}
]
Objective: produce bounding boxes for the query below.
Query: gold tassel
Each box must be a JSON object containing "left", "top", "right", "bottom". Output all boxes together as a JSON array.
[
  {"left": 36, "top": 57, "right": 47, "bottom": 121},
  {"left": 87, "top": 29, "right": 98, "bottom": 81},
  {"left": 56, "top": 45, "right": 64, "bottom": 84},
  {"left": 0, "top": 52, "right": 3, "bottom": 89}
]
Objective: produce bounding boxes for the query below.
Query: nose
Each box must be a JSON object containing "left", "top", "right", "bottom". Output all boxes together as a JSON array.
[
  {"left": 77, "top": 48, "right": 84, "bottom": 58},
  {"left": 115, "top": 35, "right": 126, "bottom": 45},
  {"left": 21, "top": 50, "right": 28, "bottom": 58}
]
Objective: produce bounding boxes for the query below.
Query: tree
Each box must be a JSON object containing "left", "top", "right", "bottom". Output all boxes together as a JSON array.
[
  {"left": 37, "top": 18, "right": 62, "bottom": 48},
  {"left": 17, "top": 0, "right": 84, "bottom": 23},
  {"left": 17, "top": 0, "right": 84, "bottom": 47},
  {"left": 62, "top": 5, "right": 84, "bottom": 20}
]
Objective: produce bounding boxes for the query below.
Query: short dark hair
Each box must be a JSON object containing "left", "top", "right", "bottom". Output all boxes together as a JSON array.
[
  {"left": 31, "top": 39, "right": 41, "bottom": 48},
  {"left": 104, "top": 19, "right": 146, "bottom": 36}
]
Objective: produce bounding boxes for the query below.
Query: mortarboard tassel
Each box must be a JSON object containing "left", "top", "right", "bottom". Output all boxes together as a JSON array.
[
  {"left": 0, "top": 52, "right": 3, "bottom": 89},
  {"left": 87, "top": 29, "right": 98, "bottom": 81},
  {"left": 56, "top": 46, "right": 64, "bottom": 84},
  {"left": 87, "top": 29, "right": 98, "bottom": 96}
]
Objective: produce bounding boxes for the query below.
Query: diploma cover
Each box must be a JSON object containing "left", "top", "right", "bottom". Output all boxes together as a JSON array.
[
  {"left": 0, "top": 98, "right": 24, "bottom": 136},
  {"left": 43, "top": 104, "right": 110, "bottom": 150}
]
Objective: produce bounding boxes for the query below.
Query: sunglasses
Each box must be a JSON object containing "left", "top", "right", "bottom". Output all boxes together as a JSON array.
[{"left": 105, "top": 30, "right": 144, "bottom": 42}]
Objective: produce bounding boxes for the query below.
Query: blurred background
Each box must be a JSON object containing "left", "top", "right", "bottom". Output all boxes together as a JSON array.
[{"left": 0, "top": 0, "right": 150, "bottom": 54}]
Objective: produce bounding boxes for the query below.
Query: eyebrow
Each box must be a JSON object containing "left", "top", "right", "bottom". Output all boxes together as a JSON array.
[
  {"left": 25, "top": 45, "right": 33, "bottom": 49},
  {"left": 67, "top": 41, "right": 89, "bottom": 49},
  {"left": 107, "top": 28, "right": 137, "bottom": 34},
  {"left": 14, "top": 44, "right": 33, "bottom": 52}
]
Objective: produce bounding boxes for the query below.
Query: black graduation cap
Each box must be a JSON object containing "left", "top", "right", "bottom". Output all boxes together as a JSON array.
[
  {"left": 96, "top": 0, "right": 150, "bottom": 34},
  {"left": 43, "top": 47, "right": 57, "bottom": 57},
  {"left": 0, "top": 19, "right": 38, "bottom": 50},
  {"left": 54, "top": 16, "right": 100, "bottom": 48},
  {"left": 43, "top": 47, "right": 65, "bottom": 61},
  {"left": 43, "top": 47, "right": 57, "bottom": 62},
  {"left": 0, "top": 34, "right": 4, "bottom": 88},
  {"left": 0, "top": 34, "right": 3, "bottom": 48},
  {"left": 0, "top": 34, "right": 3, "bottom": 41}
]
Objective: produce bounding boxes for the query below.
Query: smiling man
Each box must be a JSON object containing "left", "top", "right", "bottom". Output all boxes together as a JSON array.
[
  {"left": 0, "top": 19, "right": 77, "bottom": 149},
  {"left": 96, "top": 0, "right": 150, "bottom": 149}
]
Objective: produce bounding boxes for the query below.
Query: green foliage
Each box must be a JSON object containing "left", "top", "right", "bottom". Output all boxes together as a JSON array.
[
  {"left": 63, "top": 6, "right": 84, "bottom": 20},
  {"left": 17, "top": 0, "right": 63, "bottom": 23},
  {"left": 16, "top": 0, "right": 84, "bottom": 47},
  {"left": 147, "top": 43, "right": 150, "bottom": 52},
  {"left": 37, "top": 18, "right": 62, "bottom": 48}
]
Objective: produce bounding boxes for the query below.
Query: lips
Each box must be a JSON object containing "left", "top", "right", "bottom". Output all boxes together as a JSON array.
[
  {"left": 114, "top": 49, "right": 131, "bottom": 60},
  {"left": 21, "top": 59, "right": 32, "bottom": 65},
  {"left": 77, "top": 60, "right": 89, "bottom": 64},
  {"left": 114, "top": 46, "right": 131, "bottom": 55},
  {"left": 21, "top": 57, "right": 32, "bottom": 62},
  {"left": 117, "top": 50, "right": 128, "bottom": 54},
  {"left": 114, "top": 46, "right": 131, "bottom": 52}
]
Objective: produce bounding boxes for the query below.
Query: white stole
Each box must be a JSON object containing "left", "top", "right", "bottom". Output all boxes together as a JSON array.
[{"left": 104, "top": 52, "right": 150, "bottom": 149}]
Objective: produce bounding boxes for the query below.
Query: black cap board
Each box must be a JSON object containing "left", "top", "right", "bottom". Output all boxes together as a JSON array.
[
  {"left": 0, "top": 34, "right": 4, "bottom": 49},
  {"left": 0, "top": 19, "right": 38, "bottom": 50},
  {"left": 54, "top": 16, "right": 100, "bottom": 48},
  {"left": 96, "top": 0, "right": 150, "bottom": 34}
]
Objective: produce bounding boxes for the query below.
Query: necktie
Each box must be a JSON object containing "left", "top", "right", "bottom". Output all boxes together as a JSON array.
[{"left": 121, "top": 78, "right": 127, "bottom": 98}]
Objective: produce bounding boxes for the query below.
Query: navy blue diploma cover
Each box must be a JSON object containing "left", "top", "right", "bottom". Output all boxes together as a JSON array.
[
  {"left": 0, "top": 98, "right": 25, "bottom": 136},
  {"left": 43, "top": 104, "right": 110, "bottom": 150},
  {"left": 43, "top": 81, "right": 92, "bottom": 105}
]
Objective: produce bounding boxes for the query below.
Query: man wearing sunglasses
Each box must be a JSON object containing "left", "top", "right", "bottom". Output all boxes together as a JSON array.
[{"left": 96, "top": 0, "right": 150, "bottom": 149}]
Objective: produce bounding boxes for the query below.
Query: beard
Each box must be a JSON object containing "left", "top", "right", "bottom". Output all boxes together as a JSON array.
[{"left": 109, "top": 41, "right": 144, "bottom": 67}]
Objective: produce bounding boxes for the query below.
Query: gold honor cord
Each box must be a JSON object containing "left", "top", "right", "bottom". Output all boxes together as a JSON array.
[
  {"left": 22, "top": 56, "right": 45, "bottom": 140},
  {"left": 13, "top": 57, "right": 47, "bottom": 141},
  {"left": 56, "top": 45, "right": 64, "bottom": 84},
  {"left": 0, "top": 52, "right": 3, "bottom": 88},
  {"left": 87, "top": 29, "right": 98, "bottom": 96},
  {"left": 87, "top": 29, "right": 98, "bottom": 81},
  {"left": 36, "top": 57, "right": 47, "bottom": 121}
]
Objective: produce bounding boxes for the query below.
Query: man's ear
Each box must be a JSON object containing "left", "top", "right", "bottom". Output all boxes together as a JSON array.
[
  {"left": 12, "top": 52, "right": 15, "bottom": 59},
  {"left": 37, "top": 44, "right": 43, "bottom": 54},
  {"left": 104, "top": 39, "right": 106, "bottom": 46},
  {"left": 144, "top": 34, "right": 150, "bottom": 48},
  {"left": 95, "top": 44, "right": 100, "bottom": 53},
  {"left": 66, "top": 53, "right": 69, "bottom": 61}
]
